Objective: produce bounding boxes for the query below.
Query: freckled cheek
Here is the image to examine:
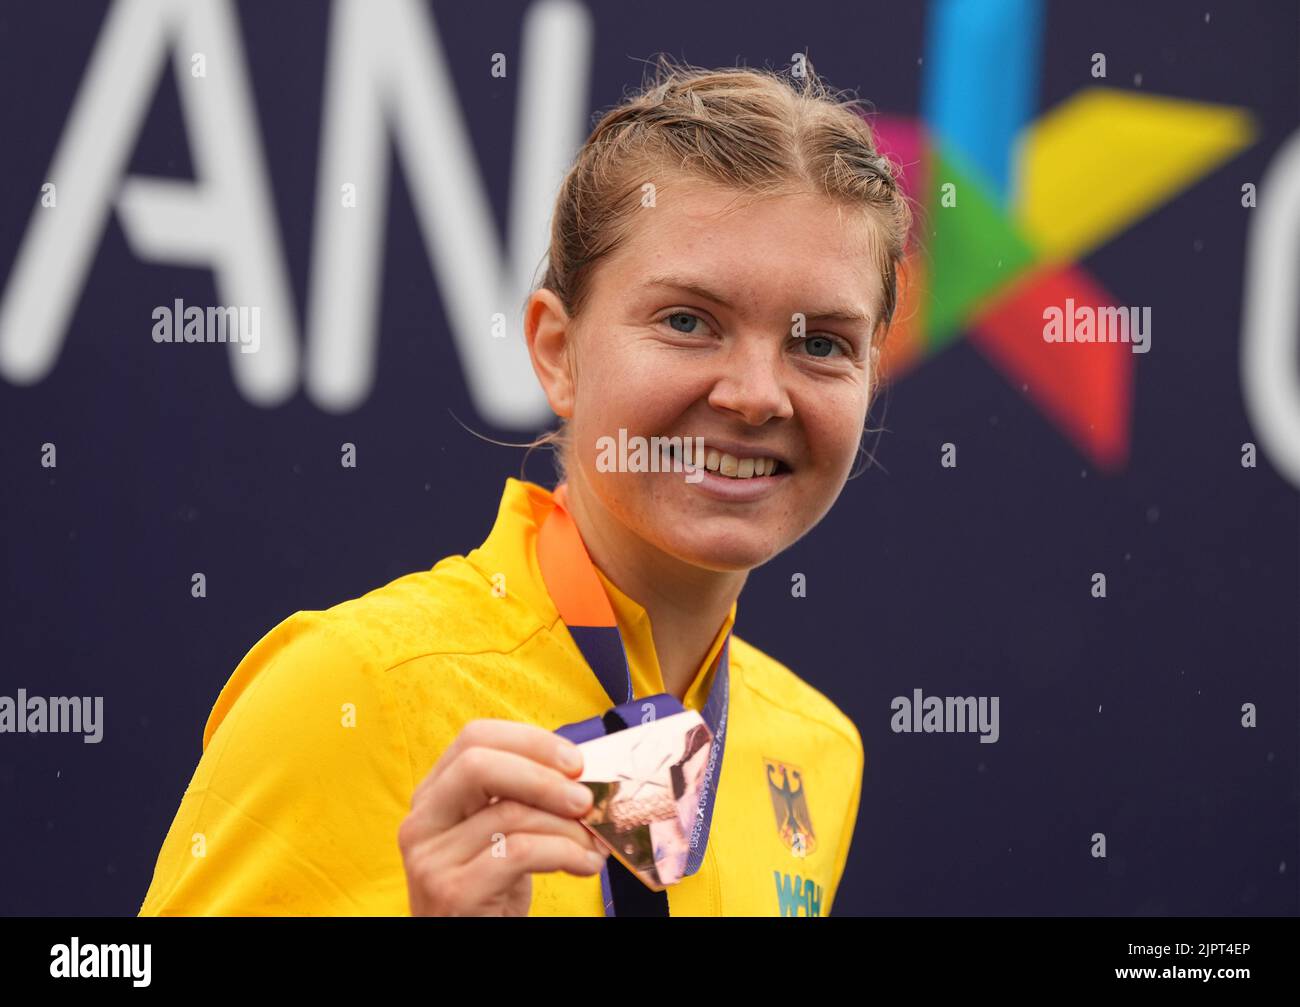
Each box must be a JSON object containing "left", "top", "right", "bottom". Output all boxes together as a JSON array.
[
  {"left": 792, "top": 389, "right": 863, "bottom": 468},
  {"left": 617, "top": 355, "right": 709, "bottom": 424},
  {"left": 586, "top": 337, "right": 676, "bottom": 393},
  {"left": 573, "top": 379, "right": 668, "bottom": 449}
]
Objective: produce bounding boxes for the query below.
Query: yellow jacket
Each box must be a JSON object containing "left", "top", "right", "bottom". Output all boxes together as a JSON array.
[{"left": 139, "top": 477, "right": 864, "bottom": 915}]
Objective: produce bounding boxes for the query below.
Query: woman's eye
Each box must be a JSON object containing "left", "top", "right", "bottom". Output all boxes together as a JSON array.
[
  {"left": 663, "top": 311, "right": 706, "bottom": 335},
  {"left": 799, "top": 334, "right": 852, "bottom": 359}
]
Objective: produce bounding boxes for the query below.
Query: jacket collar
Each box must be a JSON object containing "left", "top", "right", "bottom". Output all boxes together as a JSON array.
[{"left": 465, "top": 477, "right": 738, "bottom": 709}]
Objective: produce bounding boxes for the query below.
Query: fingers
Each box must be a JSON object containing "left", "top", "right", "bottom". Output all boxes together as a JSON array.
[
  {"left": 402, "top": 797, "right": 609, "bottom": 915},
  {"left": 415, "top": 798, "right": 605, "bottom": 867},
  {"left": 417, "top": 747, "right": 593, "bottom": 836},
  {"left": 413, "top": 719, "right": 583, "bottom": 808},
  {"left": 399, "top": 721, "right": 605, "bottom": 914},
  {"left": 464, "top": 831, "right": 609, "bottom": 885},
  {"left": 403, "top": 725, "right": 591, "bottom": 845}
]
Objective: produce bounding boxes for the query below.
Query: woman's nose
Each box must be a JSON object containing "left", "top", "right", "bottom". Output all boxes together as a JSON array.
[{"left": 704, "top": 337, "right": 794, "bottom": 426}]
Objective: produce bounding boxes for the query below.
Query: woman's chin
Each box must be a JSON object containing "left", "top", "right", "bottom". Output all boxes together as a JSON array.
[{"left": 651, "top": 529, "right": 777, "bottom": 573}]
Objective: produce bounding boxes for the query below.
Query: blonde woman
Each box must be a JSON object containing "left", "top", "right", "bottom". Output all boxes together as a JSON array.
[{"left": 139, "top": 58, "right": 912, "bottom": 918}]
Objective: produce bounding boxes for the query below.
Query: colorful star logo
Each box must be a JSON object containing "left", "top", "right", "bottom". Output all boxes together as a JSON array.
[{"left": 868, "top": 0, "right": 1256, "bottom": 470}]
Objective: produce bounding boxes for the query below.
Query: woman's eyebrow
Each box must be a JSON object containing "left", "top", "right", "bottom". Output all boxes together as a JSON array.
[
  {"left": 642, "top": 273, "right": 873, "bottom": 325},
  {"left": 643, "top": 274, "right": 736, "bottom": 309}
]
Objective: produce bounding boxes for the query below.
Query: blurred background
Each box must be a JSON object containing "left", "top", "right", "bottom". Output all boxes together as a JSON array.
[{"left": 0, "top": 0, "right": 1296, "bottom": 916}]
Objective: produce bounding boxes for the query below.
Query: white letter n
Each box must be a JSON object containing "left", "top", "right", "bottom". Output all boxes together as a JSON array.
[{"left": 304, "top": 0, "right": 591, "bottom": 425}]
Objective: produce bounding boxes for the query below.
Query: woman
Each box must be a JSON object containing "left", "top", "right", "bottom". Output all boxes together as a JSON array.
[{"left": 138, "top": 58, "right": 912, "bottom": 917}]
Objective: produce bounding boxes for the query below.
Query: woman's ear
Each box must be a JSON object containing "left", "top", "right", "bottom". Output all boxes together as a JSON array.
[{"left": 524, "top": 288, "right": 578, "bottom": 420}]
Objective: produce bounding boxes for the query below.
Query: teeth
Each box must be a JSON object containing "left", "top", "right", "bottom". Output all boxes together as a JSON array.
[
  {"left": 701, "top": 448, "right": 781, "bottom": 479},
  {"left": 669, "top": 443, "right": 784, "bottom": 479}
]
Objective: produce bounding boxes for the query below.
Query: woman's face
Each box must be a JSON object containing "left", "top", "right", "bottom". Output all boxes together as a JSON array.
[{"left": 540, "top": 179, "right": 884, "bottom": 573}]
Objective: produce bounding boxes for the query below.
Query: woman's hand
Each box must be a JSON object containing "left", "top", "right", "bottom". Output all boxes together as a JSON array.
[{"left": 398, "top": 719, "right": 609, "bottom": 916}]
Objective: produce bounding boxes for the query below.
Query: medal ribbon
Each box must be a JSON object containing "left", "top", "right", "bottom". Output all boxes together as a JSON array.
[{"left": 537, "top": 482, "right": 732, "bottom": 917}]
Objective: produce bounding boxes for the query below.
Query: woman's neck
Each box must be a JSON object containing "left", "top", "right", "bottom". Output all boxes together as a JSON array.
[{"left": 560, "top": 473, "right": 747, "bottom": 701}]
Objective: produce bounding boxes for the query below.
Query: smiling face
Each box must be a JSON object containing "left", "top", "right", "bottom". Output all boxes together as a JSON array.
[{"left": 528, "top": 178, "right": 885, "bottom": 573}]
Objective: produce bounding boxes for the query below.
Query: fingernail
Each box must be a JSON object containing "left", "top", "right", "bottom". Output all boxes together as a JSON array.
[
  {"left": 587, "top": 850, "right": 606, "bottom": 870},
  {"left": 567, "top": 782, "right": 592, "bottom": 811},
  {"left": 557, "top": 742, "right": 583, "bottom": 773}
]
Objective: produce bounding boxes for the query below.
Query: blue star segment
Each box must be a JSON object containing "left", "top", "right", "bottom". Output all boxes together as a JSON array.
[{"left": 866, "top": 0, "right": 1256, "bottom": 470}]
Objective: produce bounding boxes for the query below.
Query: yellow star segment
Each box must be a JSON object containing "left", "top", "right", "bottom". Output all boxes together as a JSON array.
[{"left": 1015, "top": 88, "right": 1257, "bottom": 263}]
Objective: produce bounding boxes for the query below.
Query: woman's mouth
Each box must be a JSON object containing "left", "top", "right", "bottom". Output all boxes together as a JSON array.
[
  {"left": 666, "top": 442, "right": 791, "bottom": 479},
  {"left": 664, "top": 442, "right": 792, "bottom": 501}
]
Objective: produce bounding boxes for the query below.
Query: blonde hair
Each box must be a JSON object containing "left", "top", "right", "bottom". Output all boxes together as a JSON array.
[{"left": 522, "top": 55, "right": 915, "bottom": 484}]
